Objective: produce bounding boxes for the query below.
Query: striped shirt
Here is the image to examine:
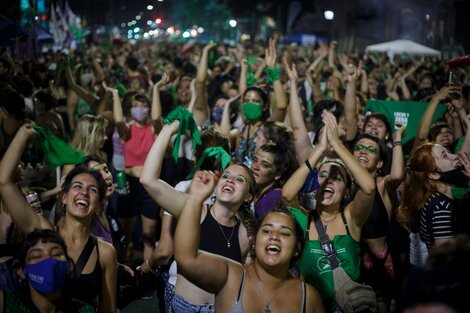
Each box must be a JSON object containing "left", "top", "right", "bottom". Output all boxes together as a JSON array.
[{"left": 418, "top": 191, "right": 455, "bottom": 251}]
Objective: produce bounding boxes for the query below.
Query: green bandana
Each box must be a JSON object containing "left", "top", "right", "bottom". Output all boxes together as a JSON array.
[
  {"left": 243, "top": 102, "right": 263, "bottom": 122},
  {"left": 451, "top": 187, "right": 469, "bottom": 200},
  {"left": 186, "top": 146, "right": 232, "bottom": 179},
  {"left": 114, "top": 82, "right": 127, "bottom": 98},
  {"left": 163, "top": 106, "right": 202, "bottom": 161},
  {"left": 246, "top": 57, "right": 256, "bottom": 87},
  {"left": 32, "top": 125, "right": 85, "bottom": 167},
  {"left": 266, "top": 66, "right": 280, "bottom": 82}
]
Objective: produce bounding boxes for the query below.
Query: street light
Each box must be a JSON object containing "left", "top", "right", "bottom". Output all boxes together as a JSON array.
[
  {"left": 229, "top": 19, "right": 237, "bottom": 28},
  {"left": 147, "top": 5, "right": 153, "bottom": 10},
  {"left": 324, "top": 10, "right": 334, "bottom": 21}
]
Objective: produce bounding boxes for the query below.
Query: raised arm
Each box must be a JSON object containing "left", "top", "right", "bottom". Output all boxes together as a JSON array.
[
  {"left": 283, "top": 57, "right": 314, "bottom": 163},
  {"left": 412, "top": 86, "right": 460, "bottom": 153},
  {"left": 238, "top": 58, "right": 248, "bottom": 95},
  {"left": 282, "top": 129, "right": 328, "bottom": 203},
  {"left": 344, "top": 62, "right": 361, "bottom": 141},
  {"left": 265, "top": 38, "right": 287, "bottom": 121},
  {"left": 0, "top": 124, "right": 52, "bottom": 233},
  {"left": 323, "top": 111, "right": 375, "bottom": 227},
  {"left": 174, "top": 171, "right": 231, "bottom": 294},
  {"left": 193, "top": 43, "right": 215, "bottom": 125},
  {"left": 102, "top": 81, "right": 130, "bottom": 141},
  {"left": 384, "top": 124, "right": 406, "bottom": 192},
  {"left": 64, "top": 59, "right": 99, "bottom": 106},
  {"left": 151, "top": 73, "right": 169, "bottom": 121},
  {"left": 139, "top": 122, "right": 188, "bottom": 218}
]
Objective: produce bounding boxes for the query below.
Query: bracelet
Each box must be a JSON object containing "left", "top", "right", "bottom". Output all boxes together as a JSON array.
[
  {"left": 305, "top": 159, "right": 313, "bottom": 172},
  {"left": 266, "top": 66, "right": 280, "bottom": 82},
  {"left": 392, "top": 141, "right": 402, "bottom": 147}
]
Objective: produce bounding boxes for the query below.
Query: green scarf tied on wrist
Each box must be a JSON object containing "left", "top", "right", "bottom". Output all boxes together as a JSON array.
[
  {"left": 246, "top": 57, "right": 256, "bottom": 87},
  {"left": 163, "top": 106, "right": 202, "bottom": 162},
  {"left": 186, "top": 146, "right": 232, "bottom": 179},
  {"left": 32, "top": 125, "right": 85, "bottom": 167}
]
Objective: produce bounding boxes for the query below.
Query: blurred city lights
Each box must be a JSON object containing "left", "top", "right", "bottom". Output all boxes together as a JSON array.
[
  {"left": 229, "top": 19, "right": 237, "bottom": 27},
  {"left": 190, "top": 29, "right": 197, "bottom": 37},
  {"left": 147, "top": 5, "right": 153, "bottom": 10},
  {"left": 182, "top": 31, "right": 190, "bottom": 38},
  {"left": 155, "top": 18, "right": 162, "bottom": 24},
  {"left": 324, "top": 10, "right": 334, "bottom": 20},
  {"left": 197, "top": 27, "right": 204, "bottom": 33}
]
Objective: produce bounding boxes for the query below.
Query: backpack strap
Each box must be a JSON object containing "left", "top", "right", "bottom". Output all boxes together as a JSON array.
[
  {"left": 311, "top": 210, "right": 340, "bottom": 269},
  {"left": 75, "top": 235, "right": 97, "bottom": 276}
]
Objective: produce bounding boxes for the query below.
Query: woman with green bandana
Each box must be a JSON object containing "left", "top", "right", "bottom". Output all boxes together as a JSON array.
[
  {"left": 282, "top": 111, "right": 376, "bottom": 312},
  {"left": 232, "top": 38, "right": 287, "bottom": 166}
]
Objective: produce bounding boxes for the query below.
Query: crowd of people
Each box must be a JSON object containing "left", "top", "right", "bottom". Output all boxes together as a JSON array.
[{"left": 0, "top": 34, "right": 469, "bottom": 313}]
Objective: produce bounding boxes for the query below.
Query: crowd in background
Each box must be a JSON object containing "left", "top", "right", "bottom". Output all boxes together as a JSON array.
[{"left": 0, "top": 35, "right": 469, "bottom": 313}]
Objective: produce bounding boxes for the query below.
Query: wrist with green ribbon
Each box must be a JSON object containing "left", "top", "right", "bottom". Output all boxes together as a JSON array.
[{"left": 266, "top": 66, "right": 280, "bottom": 82}]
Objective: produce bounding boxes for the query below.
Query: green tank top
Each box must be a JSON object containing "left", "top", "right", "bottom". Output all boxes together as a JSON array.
[{"left": 290, "top": 207, "right": 361, "bottom": 311}]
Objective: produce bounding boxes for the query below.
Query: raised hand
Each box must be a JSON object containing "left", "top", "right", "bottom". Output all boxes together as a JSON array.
[
  {"left": 265, "top": 38, "right": 277, "bottom": 68},
  {"left": 154, "top": 72, "right": 169, "bottom": 90},
  {"left": 189, "top": 170, "right": 219, "bottom": 201},
  {"left": 282, "top": 56, "right": 298, "bottom": 82},
  {"left": 102, "top": 81, "right": 118, "bottom": 94},
  {"left": 392, "top": 122, "right": 407, "bottom": 142},
  {"left": 457, "top": 151, "right": 470, "bottom": 178},
  {"left": 322, "top": 110, "right": 340, "bottom": 144}
]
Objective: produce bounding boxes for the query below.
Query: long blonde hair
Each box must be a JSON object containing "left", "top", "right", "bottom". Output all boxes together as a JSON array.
[{"left": 71, "top": 114, "right": 108, "bottom": 156}]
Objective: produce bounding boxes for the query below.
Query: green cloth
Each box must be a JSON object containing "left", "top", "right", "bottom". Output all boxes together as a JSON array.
[
  {"left": 365, "top": 100, "right": 448, "bottom": 144},
  {"left": 114, "top": 82, "right": 127, "bottom": 98},
  {"left": 291, "top": 208, "right": 361, "bottom": 311},
  {"left": 187, "top": 146, "right": 231, "bottom": 179},
  {"left": 33, "top": 125, "right": 85, "bottom": 167},
  {"left": 451, "top": 187, "right": 469, "bottom": 200},
  {"left": 246, "top": 57, "right": 256, "bottom": 87},
  {"left": 163, "top": 106, "right": 202, "bottom": 161},
  {"left": 266, "top": 66, "right": 280, "bottom": 82},
  {"left": 455, "top": 135, "right": 464, "bottom": 153}
]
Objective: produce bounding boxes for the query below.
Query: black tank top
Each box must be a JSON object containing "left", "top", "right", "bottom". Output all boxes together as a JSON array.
[
  {"left": 65, "top": 235, "right": 103, "bottom": 308},
  {"left": 199, "top": 206, "right": 242, "bottom": 262},
  {"left": 362, "top": 184, "right": 389, "bottom": 239}
]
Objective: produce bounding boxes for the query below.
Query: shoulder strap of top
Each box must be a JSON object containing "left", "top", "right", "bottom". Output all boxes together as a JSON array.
[
  {"left": 75, "top": 235, "right": 97, "bottom": 276},
  {"left": 236, "top": 267, "right": 247, "bottom": 302},
  {"left": 301, "top": 281, "right": 306, "bottom": 313},
  {"left": 340, "top": 211, "right": 350, "bottom": 235}
]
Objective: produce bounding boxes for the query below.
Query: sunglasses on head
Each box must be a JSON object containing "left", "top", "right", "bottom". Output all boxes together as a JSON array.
[{"left": 354, "top": 144, "right": 378, "bottom": 155}]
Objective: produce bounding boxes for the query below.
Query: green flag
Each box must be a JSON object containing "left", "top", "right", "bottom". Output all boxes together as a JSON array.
[
  {"left": 365, "top": 100, "right": 448, "bottom": 144},
  {"left": 33, "top": 125, "right": 86, "bottom": 167}
]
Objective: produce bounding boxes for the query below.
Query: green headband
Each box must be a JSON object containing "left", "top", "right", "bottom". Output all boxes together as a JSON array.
[
  {"left": 163, "top": 105, "right": 202, "bottom": 161},
  {"left": 32, "top": 125, "right": 85, "bottom": 167},
  {"left": 187, "top": 146, "right": 231, "bottom": 179}
]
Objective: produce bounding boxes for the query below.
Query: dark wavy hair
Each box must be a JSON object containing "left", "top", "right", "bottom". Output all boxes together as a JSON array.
[
  {"left": 62, "top": 166, "right": 106, "bottom": 203},
  {"left": 17, "top": 229, "right": 68, "bottom": 268}
]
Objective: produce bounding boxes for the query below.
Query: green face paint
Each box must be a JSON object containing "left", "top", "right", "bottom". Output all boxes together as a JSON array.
[{"left": 243, "top": 102, "right": 263, "bottom": 122}]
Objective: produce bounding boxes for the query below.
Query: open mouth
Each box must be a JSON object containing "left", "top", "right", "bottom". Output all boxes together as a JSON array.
[
  {"left": 266, "top": 244, "right": 281, "bottom": 255},
  {"left": 74, "top": 198, "right": 89, "bottom": 209},
  {"left": 358, "top": 156, "right": 369, "bottom": 163},
  {"left": 222, "top": 185, "right": 234, "bottom": 193},
  {"left": 322, "top": 187, "right": 335, "bottom": 199}
]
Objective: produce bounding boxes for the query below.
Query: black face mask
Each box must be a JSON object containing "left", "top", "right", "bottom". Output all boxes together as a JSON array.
[{"left": 439, "top": 166, "right": 468, "bottom": 188}]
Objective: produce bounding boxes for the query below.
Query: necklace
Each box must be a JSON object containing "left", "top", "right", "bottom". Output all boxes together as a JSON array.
[
  {"left": 253, "top": 265, "right": 286, "bottom": 313},
  {"left": 320, "top": 212, "right": 340, "bottom": 232},
  {"left": 213, "top": 208, "right": 236, "bottom": 249}
]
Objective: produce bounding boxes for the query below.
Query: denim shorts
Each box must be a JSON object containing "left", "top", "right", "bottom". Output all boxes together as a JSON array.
[{"left": 171, "top": 293, "right": 215, "bottom": 313}]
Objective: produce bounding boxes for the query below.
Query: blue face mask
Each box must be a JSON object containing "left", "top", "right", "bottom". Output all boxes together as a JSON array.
[
  {"left": 211, "top": 107, "right": 224, "bottom": 124},
  {"left": 24, "top": 258, "right": 69, "bottom": 294}
]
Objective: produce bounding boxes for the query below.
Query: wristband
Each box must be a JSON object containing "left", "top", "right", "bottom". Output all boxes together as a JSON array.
[
  {"left": 266, "top": 66, "right": 280, "bottom": 82},
  {"left": 393, "top": 141, "right": 402, "bottom": 147},
  {"left": 305, "top": 159, "right": 313, "bottom": 172}
]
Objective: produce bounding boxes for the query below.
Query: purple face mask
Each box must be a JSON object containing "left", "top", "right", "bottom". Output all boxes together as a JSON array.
[
  {"left": 131, "top": 106, "right": 149, "bottom": 122},
  {"left": 24, "top": 258, "right": 69, "bottom": 294}
]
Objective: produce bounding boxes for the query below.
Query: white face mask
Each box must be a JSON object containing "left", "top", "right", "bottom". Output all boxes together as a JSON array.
[{"left": 80, "top": 73, "right": 94, "bottom": 86}]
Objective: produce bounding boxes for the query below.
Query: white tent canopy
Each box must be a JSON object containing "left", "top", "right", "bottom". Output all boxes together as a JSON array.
[{"left": 365, "top": 39, "right": 441, "bottom": 60}]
